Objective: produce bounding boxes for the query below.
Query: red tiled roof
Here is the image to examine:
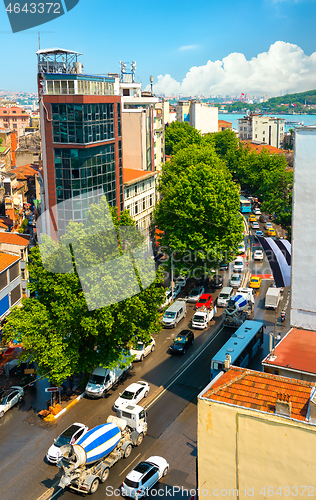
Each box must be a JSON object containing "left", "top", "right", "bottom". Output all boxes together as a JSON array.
[
  {"left": 0, "top": 251, "right": 20, "bottom": 273},
  {"left": 123, "top": 168, "right": 156, "bottom": 184},
  {"left": 0, "top": 233, "right": 30, "bottom": 246},
  {"left": 241, "top": 140, "right": 284, "bottom": 154},
  {"left": 218, "top": 120, "right": 232, "bottom": 127},
  {"left": 262, "top": 328, "right": 316, "bottom": 375},
  {"left": 203, "top": 366, "right": 314, "bottom": 421},
  {"left": 8, "top": 164, "right": 39, "bottom": 180}
]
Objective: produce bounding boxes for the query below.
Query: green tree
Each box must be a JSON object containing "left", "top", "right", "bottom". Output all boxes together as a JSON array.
[
  {"left": 3, "top": 198, "right": 163, "bottom": 385},
  {"left": 203, "top": 129, "right": 239, "bottom": 159},
  {"left": 165, "top": 121, "right": 202, "bottom": 156},
  {"left": 155, "top": 144, "right": 244, "bottom": 274}
]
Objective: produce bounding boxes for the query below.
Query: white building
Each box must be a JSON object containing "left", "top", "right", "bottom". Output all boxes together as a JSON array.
[
  {"left": 190, "top": 101, "right": 218, "bottom": 134},
  {"left": 291, "top": 126, "right": 316, "bottom": 330},
  {"left": 238, "top": 114, "right": 285, "bottom": 148},
  {"left": 123, "top": 168, "right": 157, "bottom": 245}
]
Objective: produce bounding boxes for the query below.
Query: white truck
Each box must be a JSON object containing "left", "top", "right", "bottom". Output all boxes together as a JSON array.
[
  {"left": 223, "top": 290, "right": 254, "bottom": 328},
  {"left": 192, "top": 306, "right": 216, "bottom": 329},
  {"left": 58, "top": 404, "right": 147, "bottom": 495},
  {"left": 265, "top": 287, "right": 281, "bottom": 309}
]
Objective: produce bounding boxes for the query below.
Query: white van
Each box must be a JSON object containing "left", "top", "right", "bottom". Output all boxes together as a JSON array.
[
  {"left": 217, "top": 287, "right": 234, "bottom": 307},
  {"left": 85, "top": 359, "right": 132, "bottom": 398},
  {"left": 233, "top": 256, "right": 244, "bottom": 273},
  {"left": 162, "top": 300, "right": 187, "bottom": 328}
]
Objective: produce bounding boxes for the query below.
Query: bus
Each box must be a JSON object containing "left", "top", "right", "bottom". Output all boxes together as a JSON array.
[
  {"left": 240, "top": 196, "right": 252, "bottom": 213},
  {"left": 210, "top": 320, "right": 264, "bottom": 379}
]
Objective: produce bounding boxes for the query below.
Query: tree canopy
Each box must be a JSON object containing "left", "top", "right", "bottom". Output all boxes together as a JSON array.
[
  {"left": 3, "top": 198, "right": 163, "bottom": 385},
  {"left": 154, "top": 143, "right": 244, "bottom": 275},
  {"left": 165, "top": 121, "right": 202, "bottom": 156}
]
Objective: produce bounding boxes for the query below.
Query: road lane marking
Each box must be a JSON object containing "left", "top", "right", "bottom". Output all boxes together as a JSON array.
[
  {"left": 147, "top": 323, "right": 224, "bottom": 409},
  {"left": 36, "top": 481, "right": 60, "bottom": 500},
  {"left": 119, "top": 453, "right": 141, "bottom": 476}
]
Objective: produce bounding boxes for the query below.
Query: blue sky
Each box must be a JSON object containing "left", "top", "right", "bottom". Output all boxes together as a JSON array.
[{"left": 1, "top": 0, "right": 316, "bottom": 96}]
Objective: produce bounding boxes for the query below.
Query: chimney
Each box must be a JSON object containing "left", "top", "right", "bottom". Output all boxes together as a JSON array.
[{"left": 275, "top": 393, "right": 291, "bottom": 417}]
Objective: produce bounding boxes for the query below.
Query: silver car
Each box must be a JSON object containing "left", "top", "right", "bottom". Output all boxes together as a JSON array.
[
  {"left": 229, "top": 273, "right": 242, "bottom": 288},
  {"left": 0, "top": 386, "right": 24, "bottom": 417},
  {"left": 187, "top": 286, "right": 205, "bottom": 302}
]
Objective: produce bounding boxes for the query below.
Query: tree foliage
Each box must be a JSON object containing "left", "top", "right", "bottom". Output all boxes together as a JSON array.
[
  {"left": 154, "top": 143, "right": 244, "bottom": 273},
  {"left": 3, "top": 198, "right": 163, "bottom": 385},
  {"left": 165, "top": 121, "right": 202, "bottom": 156}
]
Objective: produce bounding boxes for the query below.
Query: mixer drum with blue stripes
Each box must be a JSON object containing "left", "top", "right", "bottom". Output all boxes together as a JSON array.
[
  {"left": 76, "top": 423, "right": 121, "bottom": 464},
  {"left": 226, "top": 294, "right": 248, "bottom": 315}
]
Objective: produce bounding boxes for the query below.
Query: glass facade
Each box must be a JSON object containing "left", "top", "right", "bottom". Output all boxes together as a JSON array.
[
  {"left": 52, "top": 103, "right": 115, "bottom": 144},
  {"left": 54, "top": 145, "right": 117, "bottom": 234}
]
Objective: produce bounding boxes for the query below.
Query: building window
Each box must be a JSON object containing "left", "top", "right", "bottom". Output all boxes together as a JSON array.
[
  {"left": 263, "top": 131, "right": 265, "bottom": 134},
  {"left": 126, "top": 187, "right": 130, "bottom": 198},
  {"left": 21, "top": 269, "right": 25, "bottom": 280},
  {"left": 0, "top": 272, "right": 8, "bottom": 291},
  {"left": 143, "top": 199, "right": 146, "bottom": 211},
  {"left": 150, "top": 194, "right": 152, "bottom": 206},
  {"left": 255, "top": 134, "right": 257, "bottom": 138},
  {"left": 135, "top": 184, "right": 138, "bottom": 194},
  {"left": 13, "top": 124, "right": 17, "bottom": 129},
  {"left": 135, "top": 201, "right": 138, "bottom": 215},
  {"left": 10, "top": 284, "right": 21, "bottom": 306},
  {"left": 9, "top": 262, "right": 19, "bottom": 282}
]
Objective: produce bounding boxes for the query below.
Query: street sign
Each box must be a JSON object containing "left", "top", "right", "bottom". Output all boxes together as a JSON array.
[{"left": 45, "top": 387, "right": 59, "bottom": 393}]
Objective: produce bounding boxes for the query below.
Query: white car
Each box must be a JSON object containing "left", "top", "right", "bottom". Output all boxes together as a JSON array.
[
  {"left": 130, "top": 337, "right": 155, "bottom": 362},
  {"left": 253, "top": 208, "right": 261, "bottom": 215},
  {"left": 264, "top": 222, "right": 273, "bottom": 230},
  {"left": 121, "top": 456, "right": 169, "bottom": 498},
  {"left": 0, "top": 386, "right": 24, "bottom": 418},
  {"left": 113, "top": 381, "right": 150, "bottom": 411},
  {"left": 233, "top": 256, "right": 244, "bottom": 273},
  {"left": 175, "top": 275, "right": 187, "bottom": 288},
  {"left": 252, "top": 222, "right": 260, "bottom": 230},
  {"left": 46, "top": 423, "right": 89, "bottom": 464},
  {"left": 230, "top": 273, "right": 242, "bottom": 288},
  {"left": 254, "top": 249, "right": 264, "bottom": 261},
  {"left": 238, "top": 242, "right": 246, "bottom": 254},
  {"left": 187, "top": 286, "right": 205, "bottom": 302}
]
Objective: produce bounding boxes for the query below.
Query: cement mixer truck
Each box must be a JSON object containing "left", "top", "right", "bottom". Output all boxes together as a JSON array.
[
  {"left": 57, "top": 404, "right": 147, "bottom": 495},
  {"left": 223, "top": 291, "right": 254, "bottom": 328}
]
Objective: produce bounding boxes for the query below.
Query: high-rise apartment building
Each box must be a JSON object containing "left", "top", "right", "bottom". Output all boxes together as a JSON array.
[
  {"left": 37, "top": 48, "right": 123, "bottom": 238},
  {"left": 238, "top": 113, "right": 285, "bottom": 148}
]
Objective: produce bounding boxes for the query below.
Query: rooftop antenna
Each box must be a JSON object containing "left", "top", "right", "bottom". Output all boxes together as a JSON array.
[{"left": 150, "top": 75, "right": 154, "bottom": 95}]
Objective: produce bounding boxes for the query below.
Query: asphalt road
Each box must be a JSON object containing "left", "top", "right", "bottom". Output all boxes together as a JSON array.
[{"left": 0, "top": 220, "right": 290, "bottom": 500}]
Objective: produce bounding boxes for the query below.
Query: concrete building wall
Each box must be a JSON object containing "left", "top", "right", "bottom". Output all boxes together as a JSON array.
[
  {"left": 198, "top": 396, "right": 316, "bottom": 495},
  {"left": 122, "top": 110, "right": 147, "bottom": 170},
  {"left": 252, "top": 116, "right": 285, "bottom": 148},
  {"left": 190, "top": 102, "right": 218, "bottom": 134},
  {"left": 291, "top": 126, "right": 316, "bottom": 330}
]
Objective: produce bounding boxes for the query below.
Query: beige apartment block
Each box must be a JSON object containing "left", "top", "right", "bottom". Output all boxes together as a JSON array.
[
  {"left": 238, "top": 114, "right": 285, "bottom": 148},
  {"left": 198, "top": 367, "right": 316, "bottom": 498}
]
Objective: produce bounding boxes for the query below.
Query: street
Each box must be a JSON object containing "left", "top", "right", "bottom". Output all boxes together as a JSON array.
[{"left": 0, "top": 223, "right": 290, "bottom": 500}]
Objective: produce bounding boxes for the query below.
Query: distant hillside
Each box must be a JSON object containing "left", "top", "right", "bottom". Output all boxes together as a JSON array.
[{"left": 267, "top": 89, "right": 316, "bottom": 106}]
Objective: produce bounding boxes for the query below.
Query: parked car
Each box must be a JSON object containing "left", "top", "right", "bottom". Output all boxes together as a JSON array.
[
  {"left": 248, "top": 214, "right": 257, "bottom": 223},
  {"left": 253, "top": 208, "right": 261, "bottom": 215},
  {"left": 0, "top": 386, "right": 24, "bottom": 418},
  {"left": 233, "top": 256, "right": 244, "bottom": 273},
  {"left": 253, "top": 249, "right": 264, "bottom": 261},
  {"left": 259, "top": 214, "right": 269, "bottom": 223},
  {"left": 249, "top": 276, "right": 262, "bottom": 289},
  {"left": 195, "top": 293, "right": 213, "bottom": 310},
  {"left": 210, "top": 274, "right": 223, "bottom": 288},
  {"left": 264, "top": 222, "right": 273, "bottom": 230},
  {"left": 230, "top": 273, "right": 242, "bottom": 288},
  {"left": 172, "top": 284, "right": 182, "bottom": 299},
  {"left": 187, "top": 286, "right": 205, "bottom": 303},
  {"left": 113, "top": 381, "right": 150, "bottom": 411},
  {"left": 130, "top": 336, "right": 155, "bottom": 362},
  {"left": 169, "top": 330, "right": 194, "bottom": 355},
  {"left": 255, "top": 230, "right": 264, "bottom": 239},
  {"left": 121, "top": 456, "right": 169, "bottom": 498},
  {"left": 252, "top": 222, "right": 260, "bottom": 230},
  {"left": 238, "top": 242, "right": 246, "bottom": 254},
  {"left": 175, "top": 275, "right": 187, "bottom": 288},
  {"left": 46, "top": 423, "right": 89, "bottom": 464},
  {"left": 162, "top": 300, "right": 187, "bottom": 328}
]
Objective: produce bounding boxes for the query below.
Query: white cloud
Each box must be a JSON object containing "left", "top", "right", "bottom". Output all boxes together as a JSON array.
[
  {"left": 153, "top": 41, "right": 316, "bottom": 97},
  {"left": 179, "top": 45, "right": 199, "bottom": 51}
]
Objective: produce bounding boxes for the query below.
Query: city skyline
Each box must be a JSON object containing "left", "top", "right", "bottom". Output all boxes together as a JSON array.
[{"left": 0, "top": 0, "right": 316, "bottom": 95}]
